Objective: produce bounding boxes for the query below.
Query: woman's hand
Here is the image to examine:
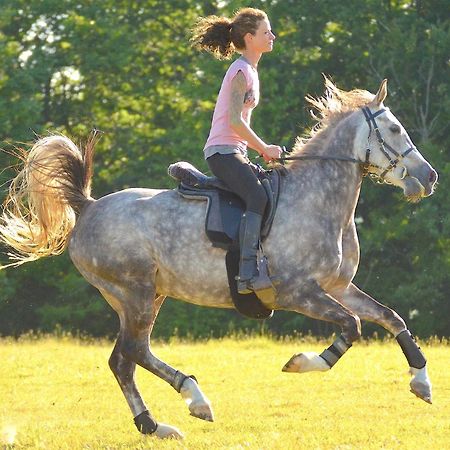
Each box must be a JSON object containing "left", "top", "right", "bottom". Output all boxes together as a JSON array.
[{"left": 262, "top": 144, "right": 282, "bottom": 163}]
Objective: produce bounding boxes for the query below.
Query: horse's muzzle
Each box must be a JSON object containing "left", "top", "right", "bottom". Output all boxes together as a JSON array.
[
  {"left": 420, "top": 167, "right": 438, "bottom": 197},
  {"left": 407, "top": 164, "right": 438, "bottom": 198},
  {"left": 426, "top": 168, "right": 438, "bottom": 196}
]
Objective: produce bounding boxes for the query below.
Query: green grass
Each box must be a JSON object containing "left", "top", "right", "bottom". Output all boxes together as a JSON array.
[{"left": 1, "top": 335, "right": 449, "bottom": 449}]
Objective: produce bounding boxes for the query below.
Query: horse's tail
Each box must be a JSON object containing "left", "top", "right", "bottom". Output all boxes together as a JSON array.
[{"left": 0, "top": 132, "right": 98, "bottom": 268}]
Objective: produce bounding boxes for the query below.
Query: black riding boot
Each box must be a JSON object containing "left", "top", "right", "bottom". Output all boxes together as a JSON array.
[{"left": 237, "top": 211, "right": 276, "bottom": 303}]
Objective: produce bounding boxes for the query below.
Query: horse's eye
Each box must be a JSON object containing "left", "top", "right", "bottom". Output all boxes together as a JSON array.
[{"left": 390, "top": 124, "right": 401, "bottom": 134}]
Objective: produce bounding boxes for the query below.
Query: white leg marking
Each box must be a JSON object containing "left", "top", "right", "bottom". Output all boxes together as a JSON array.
[
  {"left": 410, "top": 365, "right": 432, "bottom": 404},
  {"left": 282, "top": 352, "right": 331, "bottom": 373},
  {"left": 154, "top": 423, "right": 184, "bottom": 439},
  {"left": 180, "top": 377, "right": 214, "bottom": 422}
]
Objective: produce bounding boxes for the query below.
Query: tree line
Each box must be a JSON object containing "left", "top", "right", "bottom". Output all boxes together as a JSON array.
[{"left": 0, "top": 0, "right": 448, "bottom": 338}]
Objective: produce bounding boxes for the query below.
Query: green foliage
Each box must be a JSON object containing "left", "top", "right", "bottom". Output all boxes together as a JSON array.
[{"left": 0, "top": 0, "right": 448, "bottom": 338}]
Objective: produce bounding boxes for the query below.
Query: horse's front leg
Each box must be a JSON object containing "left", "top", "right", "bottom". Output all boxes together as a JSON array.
[
  {"left": 281, "top": 280, "right": 361, "bottom": 374},
  {"left": 339, "top": 283, "right": 431, "bottom": 404}
]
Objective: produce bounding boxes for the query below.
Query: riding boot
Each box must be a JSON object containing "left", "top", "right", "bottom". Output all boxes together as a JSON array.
[{"left": 237, "top": 211, "right": 276, "bottom": 303}]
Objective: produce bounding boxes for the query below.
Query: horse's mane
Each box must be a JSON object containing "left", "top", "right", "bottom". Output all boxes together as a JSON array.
[{"left": 289, "top": 77, "right": 375, "bottom": 164}]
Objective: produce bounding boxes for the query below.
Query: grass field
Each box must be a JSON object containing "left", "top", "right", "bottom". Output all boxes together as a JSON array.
[{"left": 0, "top": 335, "right": 449, "bottom": 450}]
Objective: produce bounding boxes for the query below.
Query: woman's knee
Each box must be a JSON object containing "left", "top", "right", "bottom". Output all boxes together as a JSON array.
[{"left": 246, "top": 183, "right": 267, "bottom": 215}]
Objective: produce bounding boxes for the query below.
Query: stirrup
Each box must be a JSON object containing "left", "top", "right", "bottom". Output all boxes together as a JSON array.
[
  {"left": 237, "top": 247, "right": 278, "bottom": 303},
  {"left": 237, "top": 254, "right": 278, "bottom": 304},
  {"left": 237, "top": 277, "right": 277, "bottom": 305}
]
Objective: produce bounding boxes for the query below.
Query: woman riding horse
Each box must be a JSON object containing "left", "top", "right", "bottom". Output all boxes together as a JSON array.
[{"left": 191, "top": 8, "right": 282, "bottom": 299}]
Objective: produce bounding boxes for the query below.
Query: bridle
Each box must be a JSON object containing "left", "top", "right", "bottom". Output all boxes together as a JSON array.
[
  {"left": 278, "top": 106, "right": 415, "bottom": 184},
  {"left": 361, "top": 106, "right": 415, "bottom": 181}
]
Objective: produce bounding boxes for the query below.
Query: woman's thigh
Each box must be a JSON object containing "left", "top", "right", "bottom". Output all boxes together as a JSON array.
[{"left": 207, "top": 152, "right": 267, "bottom": 214}]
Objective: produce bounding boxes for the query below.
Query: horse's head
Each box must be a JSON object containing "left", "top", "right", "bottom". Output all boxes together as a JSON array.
[{"left": 355, "top": 80, "right": 438, "bottom": 202}]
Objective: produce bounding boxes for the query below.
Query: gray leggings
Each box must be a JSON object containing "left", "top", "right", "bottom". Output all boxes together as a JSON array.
[{"left": 207, "top": 152, "right": 267, "bottom": 215}]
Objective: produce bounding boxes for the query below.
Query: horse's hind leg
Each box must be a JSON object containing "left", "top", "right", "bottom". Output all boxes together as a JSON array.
[
  {"left": 102, "top": 285, "right": 214, "bottom": 432},
  {"left": 338, "top": 283, "right": 432, "bottom": 403},
  {"left": 281, "top": 280, "right": 361, "bottom": 374},
  {"left": 108, "top": 334, "right": 185, "bottom": 438},
  {"left": 103, "top": 286, "right": 213, "bottom": 439},
  {"left": 105, "top": 293, "right": 181, "bottom": 438}
]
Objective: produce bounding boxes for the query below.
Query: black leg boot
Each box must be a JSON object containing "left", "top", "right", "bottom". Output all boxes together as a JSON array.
[{"left": 237, "top": 211, "right": 276, "bottom": 303}]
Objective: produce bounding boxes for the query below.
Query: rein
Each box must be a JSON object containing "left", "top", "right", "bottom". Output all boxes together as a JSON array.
[
  {"left": 276, "top": 106, "right": 415, "bottom": 183},
  {"left": 277, "top": 147, "right": 376, "bottom": 180},
  {"left": 279, "top": 154, "right": 363, "bottom": 166}
]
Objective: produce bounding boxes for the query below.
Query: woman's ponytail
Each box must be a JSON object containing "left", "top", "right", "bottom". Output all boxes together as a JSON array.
[
  {"left": 190, "top": 15, "right": 234, "bottom": 60},
  {"left": 191, "top": 8, "right": 267, "bottom": 60}
]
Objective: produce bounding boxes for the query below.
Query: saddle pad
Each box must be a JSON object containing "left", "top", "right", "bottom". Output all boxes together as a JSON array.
[
  {"left": 177, "top": 185, "right": 274, "bottom": 319},
  {"left": 176, "top": 168, "right": 283, "bottom": 248},
  {"left": 174, "top": 167, "right": 282, "bottom": 320},
  {"left": 177, "top": 184, "right": 244, "bottom": 250}
]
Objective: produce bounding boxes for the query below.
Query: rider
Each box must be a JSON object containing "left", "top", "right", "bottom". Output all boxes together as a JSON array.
[{"left": 191, "top": 8, "right": 282, "bottom": 299}]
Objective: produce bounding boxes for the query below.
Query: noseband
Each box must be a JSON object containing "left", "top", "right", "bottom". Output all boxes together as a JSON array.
[{"left": 278, "top": 106, "right": 415, "bottom": 184}]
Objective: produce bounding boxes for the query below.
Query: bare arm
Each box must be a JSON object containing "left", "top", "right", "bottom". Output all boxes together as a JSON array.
[{"left": 229, "top": 71, "right": 281, "bottom": 159}]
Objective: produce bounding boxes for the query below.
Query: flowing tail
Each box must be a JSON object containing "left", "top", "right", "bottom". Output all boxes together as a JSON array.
[{"left": 0, "top": 132, "right": 97, "bottom": 268}]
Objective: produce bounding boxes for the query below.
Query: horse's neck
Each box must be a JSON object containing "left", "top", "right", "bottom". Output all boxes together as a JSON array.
[
  {"left": 287, "top": 163, "right": 362, "bottom": 218},
  {"left": 283, "top": 132, "right": 363, "bottom": 228},
  {"left": 293, "top": 116, "right": 362, "bottom": 219}
]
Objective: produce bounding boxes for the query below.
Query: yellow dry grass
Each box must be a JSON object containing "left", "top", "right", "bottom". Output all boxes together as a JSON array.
[{"left": 0, "top": 335, "right": 449, "bottom": 450}]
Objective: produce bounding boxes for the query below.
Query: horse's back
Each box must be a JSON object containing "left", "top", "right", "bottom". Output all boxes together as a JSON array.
[{"left": 70, "top": 187, "right": 202, "bottom": 260}]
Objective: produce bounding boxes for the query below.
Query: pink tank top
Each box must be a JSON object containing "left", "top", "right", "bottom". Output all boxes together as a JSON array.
[{"left": 204, "top": 57, "right": 260, "bottom": 153}]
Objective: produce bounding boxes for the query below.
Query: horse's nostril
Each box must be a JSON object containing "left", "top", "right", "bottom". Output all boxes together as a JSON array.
[{"left": 429, "top": 170, "right": 437, "bottom": 184}]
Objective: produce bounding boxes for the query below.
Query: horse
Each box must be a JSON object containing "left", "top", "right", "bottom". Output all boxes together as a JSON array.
[{"left": 0, "top": 79, "right": 438, "bottom": 439}]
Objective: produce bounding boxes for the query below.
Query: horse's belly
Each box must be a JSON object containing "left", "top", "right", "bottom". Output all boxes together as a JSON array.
[
  {"left": 151, "top": 225, "right": 233, "bottom": 307},
  {"left": 155, "top": 262, "right": 233, "bottom": 308}
]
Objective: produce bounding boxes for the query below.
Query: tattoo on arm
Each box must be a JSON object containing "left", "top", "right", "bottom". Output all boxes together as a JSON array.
[
  {"left": 229, "top": 71, "right": 247, "bottom": 127},
  {"left": 228, "top": 70, "right": 265, "bottom": 154}
]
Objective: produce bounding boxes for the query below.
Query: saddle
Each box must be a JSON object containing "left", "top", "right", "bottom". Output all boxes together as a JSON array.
[
  {"left": 168, "top": 161, "right": 285, "bottom": 320},
  {"left": 168, "top": 161, "right": 283, "bottom": 249}
]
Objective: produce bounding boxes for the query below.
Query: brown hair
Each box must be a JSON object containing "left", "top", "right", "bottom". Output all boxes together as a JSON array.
[{"left": 190, "top": 7, "right": 267, "bottom": 60}]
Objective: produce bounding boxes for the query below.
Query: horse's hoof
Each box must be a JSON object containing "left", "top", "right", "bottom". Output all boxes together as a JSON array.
[
  {"left": 180, "top": 377, "right": 214, "bottom": 422},
  {"left": 189, "top": 400, "right": 215, "bottom": 422},
  {"left": 282, "top": 352, "right": 330, "bottom": 373},
  {"left": 409, "top": 366, "right": 432, "bottom": 404},
  {"left": 282, "top": 353, "right": 300, "bottom": 372},
  {"left": 410, "top": 381, "right": 432, "bottom": 404},
  {"left": 154, "top": 423, "right": 184, "bottom": 439}
]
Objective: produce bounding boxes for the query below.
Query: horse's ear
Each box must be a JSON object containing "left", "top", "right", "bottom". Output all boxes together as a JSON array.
[{"left": 373, "top": 79, "right": 388, "bottom": 105}]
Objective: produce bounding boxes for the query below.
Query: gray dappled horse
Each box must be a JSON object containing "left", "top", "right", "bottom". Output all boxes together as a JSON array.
[{"left": 0, "top": 80, "right": 438, "bottom": 439}]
